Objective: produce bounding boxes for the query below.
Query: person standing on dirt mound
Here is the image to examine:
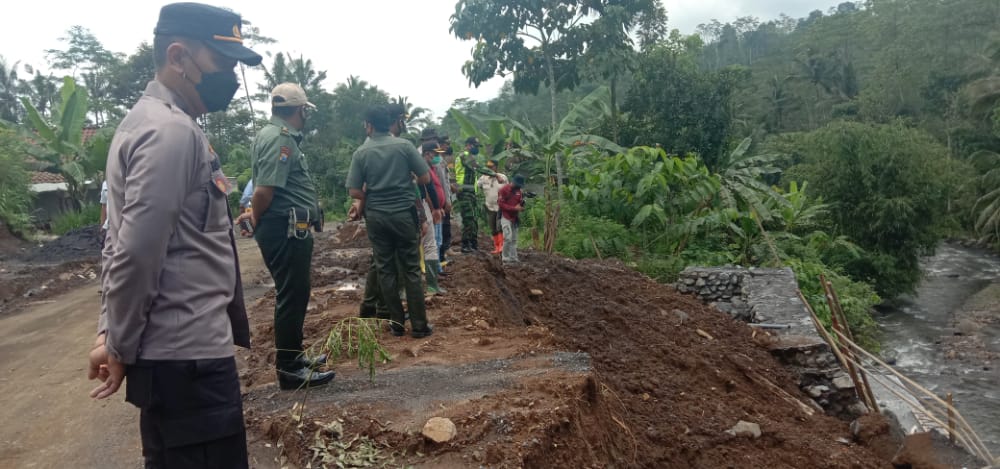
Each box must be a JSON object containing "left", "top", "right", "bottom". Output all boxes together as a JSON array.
[
  {"left": 237, "top": 82, "right": 334, "bottom": 391},
  {"left": 347, "top": 105, "right": 434, "bottom": 338},
  {"left": 88, "top": 3, "right": 259, "bottom": 467},
  {"left": 497, "top": 175, "right": 526, "bottom": 264},
  {"left": 455, "top": 137, "right": 493, "bottom": 253},
  {"left": 477, "top": 159, "right": 507, "bottom": 255}
]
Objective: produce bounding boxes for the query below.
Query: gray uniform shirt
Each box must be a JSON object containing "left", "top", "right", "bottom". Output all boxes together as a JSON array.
[{"left": 98, "top": 80, "right": 250, "bottom": 364}]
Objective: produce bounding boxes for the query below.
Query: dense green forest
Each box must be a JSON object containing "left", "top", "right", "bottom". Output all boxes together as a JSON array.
[{"left": 2, "top": 0, "right": 1000, "bottom": 345}]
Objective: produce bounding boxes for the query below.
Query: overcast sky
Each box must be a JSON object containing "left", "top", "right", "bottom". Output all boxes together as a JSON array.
[{"left": 1, "top": 0, "right": 836, "bottom": 118}]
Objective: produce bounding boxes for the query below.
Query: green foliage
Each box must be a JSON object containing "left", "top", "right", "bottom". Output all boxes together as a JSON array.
[
  {"left": 0, "top": 128, "right": 34, "bottom": 234},
  {"left": 787, "top": 121, "right": 954, "bottom": 297},
  {"left": 20, "top": 76, "right": 110, "bottom": 208},
  {"left": 548, "top": 203, "right": 633, "bottom": 260},
  {"left": 789, "top": 258, "right": 881, "bottom": 351},
  {"left": 51, "top": 203, "right": 101, "bottom": 236},
  {"left": 622, "top": 35, "right": 748, "bottom": 168}
]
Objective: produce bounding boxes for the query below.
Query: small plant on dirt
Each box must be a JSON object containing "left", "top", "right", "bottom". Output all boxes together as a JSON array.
[{"left": 318, "top": 317, "right": 392, "bottom": 382}]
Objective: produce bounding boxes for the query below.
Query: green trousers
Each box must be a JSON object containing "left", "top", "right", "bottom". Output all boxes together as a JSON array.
[
  {"left": 361, "top": 255, "right": 403, "bottom": 319},
  {"left": 457, "top": 190, "right": 477, "bottom": 243},
  {"left": 254, "top": 217, "right": 313, "bottom": 370},
  {"left": 365, "top": 207, "right": 428, "bottom": 331}
]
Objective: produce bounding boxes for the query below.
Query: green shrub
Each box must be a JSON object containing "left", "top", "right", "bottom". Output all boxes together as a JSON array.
[
  {"left": 0, "top": 128, "right": 34, "bottom": 235},
  {"left": 635, "top": 256, "right": 687, "bottom": 283},
  {"left": 788, "top": 258, "right": 881, "bottom": 351},
  {"left": 51, "top": 204, "right": 102, "bottom": 235}
]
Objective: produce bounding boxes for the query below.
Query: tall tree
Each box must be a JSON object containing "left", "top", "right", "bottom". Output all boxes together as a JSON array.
[
  {"left": 450, "top": 0, "right": 661, "bottom": 223},
  {"left": 0, "top": 57, "right": 22, "bottom": 123},
  {"left": 45, "top": 26, "right": 124, "bottom": 126}
]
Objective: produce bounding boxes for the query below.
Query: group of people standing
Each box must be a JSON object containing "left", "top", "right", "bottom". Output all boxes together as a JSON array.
[
  {"left": 86, "top": 3, "right": 530, "bottom": 467},
  {"left": 345, "top": 106, "right": 528, "bottom": 339}
]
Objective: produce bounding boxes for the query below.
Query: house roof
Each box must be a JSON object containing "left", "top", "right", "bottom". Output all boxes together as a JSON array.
[
  {"left": 30, "top": 171, "right": 67, "bottom": 184},
  {"left": 82, "top": 126, "right": 99, "bottom": 143}
]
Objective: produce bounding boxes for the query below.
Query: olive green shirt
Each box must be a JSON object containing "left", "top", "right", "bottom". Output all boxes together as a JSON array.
[
  {"left": 251, "top": 116, "right": 317, "bottom": 220},
  {"left": 346, "top": 132, "right": 430, "bottom": 213}
]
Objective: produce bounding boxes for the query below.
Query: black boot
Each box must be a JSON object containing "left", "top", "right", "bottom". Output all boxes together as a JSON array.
[
  {"left": 295, "top": 353, "right": 327, "bottom": 369},
  {"left": 359, "top": 303, "right": 377, "bottom": 318},
  {"left": 277, "top": 367, "right": 335, "bottom": 390},
  {"left": 471, "top": 238, "right": 479, "bottom": 251},
  {"left": 461, "top": 239, "right": 472, "bottom": 253}
]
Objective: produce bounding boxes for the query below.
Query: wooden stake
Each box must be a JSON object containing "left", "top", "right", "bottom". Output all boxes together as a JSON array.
[
  {"left": 947, "top": 392, "right": 956, "bottom": 444},
  {"left": 821, "top": 275, "right": 868, "bottom": 408},
  {"left": 824, "top": 277, "right": 879, "bottom": 410}
]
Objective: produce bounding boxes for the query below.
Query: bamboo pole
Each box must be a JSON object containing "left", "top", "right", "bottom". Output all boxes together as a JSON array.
[
  {"left": 832, "top": 329, "right": 995, "bottom": 463},
  {"left": 947, "top": 392, "right": 956, "bottom": 444},
  {"left": 796, "top": 288, "right": 855, "bottom": 381},
  {"left": 820, "top": 276, "right": 869, "bottom": 409},
  {"left": 824, "top": 277, "right": 879, "bottom": 410},
  {"left": 838, "top": 353, "right": 990, "bottom": 464}
]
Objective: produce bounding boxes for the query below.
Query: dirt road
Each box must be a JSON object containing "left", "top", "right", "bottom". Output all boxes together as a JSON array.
[
  {"left": 0, "top": 238, "right": 271, "bottom": 469},
  {"left": 0, "top": 283, "right": 142, "bottom": 469}
]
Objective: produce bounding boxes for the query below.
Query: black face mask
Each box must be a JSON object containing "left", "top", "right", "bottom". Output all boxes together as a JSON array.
[
  {"left": 469, "top": 146, "right": 480, "bottom": 155},
  {"left": 184, "top": 53, "right": 240, "bottom": 113}
]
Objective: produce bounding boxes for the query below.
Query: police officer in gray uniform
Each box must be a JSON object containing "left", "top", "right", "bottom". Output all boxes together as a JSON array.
[{"left": 88, "top": 3, "right": 260, "bottom": 467}]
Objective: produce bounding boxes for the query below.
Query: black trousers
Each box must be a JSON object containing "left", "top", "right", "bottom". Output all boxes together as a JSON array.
[
  {"left": 440, "top": 211, "right": 452, "bottom": 260},
  {"left": 254, "top": 217, "right": 313, "bottom": 370},
  {"left": 125, "top": 357, "right": 247, "bottom": 469}
]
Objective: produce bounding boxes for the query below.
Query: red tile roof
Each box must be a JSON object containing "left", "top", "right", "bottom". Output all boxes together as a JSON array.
[
  {"left": 30, "top": 171, "right": 67, "bottom": 184},
  {"left": 82, "top": 126, "right": 99, "bottom": 143}
]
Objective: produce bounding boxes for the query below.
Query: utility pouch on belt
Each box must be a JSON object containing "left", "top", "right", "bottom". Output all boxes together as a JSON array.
[{"left": 288, "top": 208, "right": 312, "bottom": 239}]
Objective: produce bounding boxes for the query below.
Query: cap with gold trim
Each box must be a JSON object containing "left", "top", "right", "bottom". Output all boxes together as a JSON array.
[{"left": 154, "top": 2, "right": 262, "bottom": 66}]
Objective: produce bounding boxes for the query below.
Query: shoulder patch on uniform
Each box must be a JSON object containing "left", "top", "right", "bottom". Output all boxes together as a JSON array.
[
  {"left": 279, "top": 146, "right": 291, "bottom": 163},
  {"left": 280, "top": 127, "right": 290, "bottom": 136}
]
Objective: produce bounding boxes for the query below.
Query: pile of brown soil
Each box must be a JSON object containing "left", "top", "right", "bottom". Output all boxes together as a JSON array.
[{"left": 241, "top": 227, "right": 905, "bottom": 468}]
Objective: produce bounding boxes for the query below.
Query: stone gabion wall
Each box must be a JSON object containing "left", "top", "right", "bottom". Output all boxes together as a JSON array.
[
  {"left": 674, "top": 266, "right": 868, "bottom": 420},
  {"left": 674, "top": 267, "right": 752, "bottom": 321}
]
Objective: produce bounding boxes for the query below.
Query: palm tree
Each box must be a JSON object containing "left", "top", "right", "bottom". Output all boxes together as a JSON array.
[
  {"left": 258, "top": 52, "right": 327, "bottom": 100},
  {"left": 0, "top": 57, "right": 23, "bottom": 123}
]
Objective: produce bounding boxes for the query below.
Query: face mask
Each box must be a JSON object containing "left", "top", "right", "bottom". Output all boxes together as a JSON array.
[
  {"left": 469, "top": 146, "right": 480, "bottom": 155},
  {"left": 431, "top": 156, "right": 442, "bottom": 165},
  {"left": 184, "top": 52, "right": 240, "bottom": 113}
]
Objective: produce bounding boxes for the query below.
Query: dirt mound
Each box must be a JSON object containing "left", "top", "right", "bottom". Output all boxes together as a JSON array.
[
  {"left": 22, "top": 225, "right": 102, "bottom": 264},
  {"left": 432, "top": 253, "right": 890, "bottom": 468},
  {"left": 241, "top": 231, "right": 903, "bottom": 468}
]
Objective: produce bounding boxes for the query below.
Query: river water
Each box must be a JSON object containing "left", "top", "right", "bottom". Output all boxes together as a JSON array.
[{"left": 876, "top": 243, "right": 1000, "bottom": 455}]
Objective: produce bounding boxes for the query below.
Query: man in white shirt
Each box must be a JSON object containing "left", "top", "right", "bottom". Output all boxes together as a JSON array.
[{"left": 476, "top": 159, "right": 507, "bottom": 255}]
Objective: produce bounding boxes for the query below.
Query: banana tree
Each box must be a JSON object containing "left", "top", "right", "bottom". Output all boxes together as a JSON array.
[
  {"left": 20, "top": 76, "right": 109, "bottom": 209},
  {"left": 448, "top": 86, "right": 624, "bottom": 252}
]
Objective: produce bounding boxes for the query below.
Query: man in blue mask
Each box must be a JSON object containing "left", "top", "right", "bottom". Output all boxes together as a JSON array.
[{"left": 89, "top": 3, "right": 261, "bottom": 467}]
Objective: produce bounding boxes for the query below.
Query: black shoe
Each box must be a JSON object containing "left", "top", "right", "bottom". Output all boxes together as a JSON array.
[
  {"left": 277, "top": 367, "right": 335, "bottom": 390},
  {"left": 461, "top": 241, "right": 472, "bottom": 253},
  {"left": 389, "top": 322, "right": 406, "bottom": 337},
  {"left": 471, "top": 239, "right": 479, "bottom": 251},
  {"left": 296, "top": 353, "right": 327, "bottom": 369},
  {"left": 359, "top": 304, "right": 377, "bottom": 318},
  {"left": 411, "top": 325, "right": 434, "bottom": 339}
]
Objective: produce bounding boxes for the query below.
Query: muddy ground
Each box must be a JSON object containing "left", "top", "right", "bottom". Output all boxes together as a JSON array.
[
  {"left": 239, "top": 221, "right": 922, "bottom": 469},
  {"left": 0, "top": 225, "right": 103, "bottom": 315},
  {"left": 941, "top": 281, "right": 999, "bottom": 368}
]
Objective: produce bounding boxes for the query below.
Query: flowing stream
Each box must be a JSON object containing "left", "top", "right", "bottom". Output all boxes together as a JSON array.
[{"left": 876, "top": 243, "right": 1000, "bottom": 455}]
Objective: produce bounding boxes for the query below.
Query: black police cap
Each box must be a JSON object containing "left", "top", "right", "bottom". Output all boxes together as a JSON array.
[{"left": 154, "top": 2, "right": 262, "bottom": 66}]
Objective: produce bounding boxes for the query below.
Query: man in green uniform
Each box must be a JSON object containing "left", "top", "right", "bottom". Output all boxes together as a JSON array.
[
  {"left": 238, "top": 83, "right": 334, "bottom": 390},
  {"left": 347, "top": 105, "right": 433, "bottom": 338},
  {"left": 455, "top": 137, "right": 487, "bottom": 253}
]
